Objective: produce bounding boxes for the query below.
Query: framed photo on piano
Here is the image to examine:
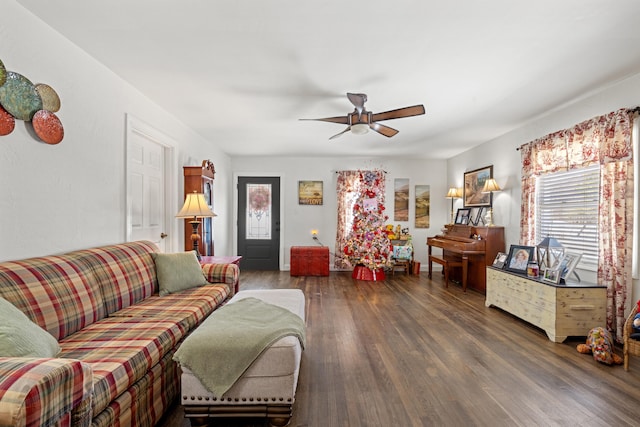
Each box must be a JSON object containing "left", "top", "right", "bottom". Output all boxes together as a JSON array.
[
  {"left": 454, "top": 208, "right": 471, "bottom": 224},
  {"left": 469, "top": 207, "right": 485, "bottom": 226}
]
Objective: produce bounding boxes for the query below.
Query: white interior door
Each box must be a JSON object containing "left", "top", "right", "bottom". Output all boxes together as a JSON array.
[{"left": 126, "top": 115, "right": 173, "bottom": 251}]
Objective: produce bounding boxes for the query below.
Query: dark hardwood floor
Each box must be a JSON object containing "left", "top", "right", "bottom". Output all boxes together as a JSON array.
[{"left": 159, "top": 270, "right": 640, "bottom": 427}]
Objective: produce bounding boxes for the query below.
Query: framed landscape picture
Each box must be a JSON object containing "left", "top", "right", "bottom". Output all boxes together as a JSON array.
[
  {"left": 463, "top": 165, "right": 493, "bottom": 207},
  {"left": 394, "top": 178, "right": 409, "bottom": 221},
  {"left": 414, "top": 184, "right": 430, "bottom": 229}
]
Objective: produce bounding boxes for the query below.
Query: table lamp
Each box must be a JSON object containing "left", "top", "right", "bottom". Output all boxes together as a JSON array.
[
  {"left": 446, "top": 187, "right": 461, "bottom": 224},
  {"left": 176, "top": 191, "right": 217, "bottom": 259},
  {"left": 481, "top": 178, "right": 502, "bottom": 226}
]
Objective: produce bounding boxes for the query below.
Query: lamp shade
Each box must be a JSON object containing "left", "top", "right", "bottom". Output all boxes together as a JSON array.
[
  {"left": 446, "top": 187, "right": 459, "bottom": 198},
  {"left": 176, "top": 192, "right": 217, "bottom": 218},
  {"left": 482, "top": 178, "right": 502, "bottom": 193}
]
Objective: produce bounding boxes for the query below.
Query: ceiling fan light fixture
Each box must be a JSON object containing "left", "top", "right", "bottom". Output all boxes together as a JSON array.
[
  {"left": 300, "top": 93, "right": 425, "bottom": 139},
  {"left": 351, "top": 123, "right": 369, "bottom": 135}
]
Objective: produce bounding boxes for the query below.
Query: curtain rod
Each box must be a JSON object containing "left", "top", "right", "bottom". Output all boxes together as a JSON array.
[{"left": 335, "top": 170, "right": 388, "bottom": 174}]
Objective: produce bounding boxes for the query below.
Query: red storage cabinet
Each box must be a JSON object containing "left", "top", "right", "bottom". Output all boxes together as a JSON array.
[{"left": 290, "top": 246, "right": 329, "bottom": 276}]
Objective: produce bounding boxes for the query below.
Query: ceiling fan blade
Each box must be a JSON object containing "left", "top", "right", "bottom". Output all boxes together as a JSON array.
[
  {"left": 369, "top": 122, "right": 399, "bottom": 138},
  {"left": 329, "top": 127, "right": 351, "bottom": 140},
  {"left": 299, "top": 115, "right": 349, "bottom": 125},
  {"left": 371, "top": 105, "right": 425, "bottom": 122}
]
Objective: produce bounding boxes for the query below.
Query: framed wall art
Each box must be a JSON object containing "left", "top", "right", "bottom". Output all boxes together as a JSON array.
[
  {"left": 394, "top": 178, "right": 409, "bottom": 221},
  {"left": 414, "top": 184, "right": 430, "bottom": 228},
  {"left": 505, "top": 244, "right": 535, "bottom": 274},
  {"left": 298, "top": 180, "right": 323, "bottom": 205},
  {"left": 463, "top": 165, "right": 493, "bottom": 207}
]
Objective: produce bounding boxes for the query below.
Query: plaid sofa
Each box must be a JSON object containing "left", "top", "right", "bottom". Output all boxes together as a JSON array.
[{"left": 0, "top": 241, "right": 238, "bottom": 427}]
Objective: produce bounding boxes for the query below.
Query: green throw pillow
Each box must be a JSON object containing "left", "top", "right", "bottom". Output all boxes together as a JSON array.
[
  {"left": 0, "top": 296, "right": 61, "bottom": 357},
  {"left": 152, "top": 251, "right": 208, "bottom": 296}
]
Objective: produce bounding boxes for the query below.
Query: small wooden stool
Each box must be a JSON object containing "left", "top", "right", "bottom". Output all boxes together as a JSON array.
[
  {"left": 392, "top": 259, "right": 412, "bottom": 275},
  {"left": 390, "top": 239, "right": 413, "bottom": 276}
]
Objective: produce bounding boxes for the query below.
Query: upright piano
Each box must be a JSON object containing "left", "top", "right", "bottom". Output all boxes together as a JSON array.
[{"left": 427, "top": 225, "right": 505, "bottom": 293}]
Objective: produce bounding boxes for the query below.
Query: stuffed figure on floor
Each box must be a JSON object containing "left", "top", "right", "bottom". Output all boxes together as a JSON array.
[{"left": 576, "top": 326, "right": 622, "bottom": 365}]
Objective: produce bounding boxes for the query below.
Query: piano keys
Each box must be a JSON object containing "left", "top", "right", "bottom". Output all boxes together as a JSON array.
[{"left": 427, "top": 225, "right": 505, "bottom": 293}]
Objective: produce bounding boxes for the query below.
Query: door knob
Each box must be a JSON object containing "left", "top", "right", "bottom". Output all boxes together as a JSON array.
[{"left": 160, "top": 233, "right": 168, "bottom": 239}]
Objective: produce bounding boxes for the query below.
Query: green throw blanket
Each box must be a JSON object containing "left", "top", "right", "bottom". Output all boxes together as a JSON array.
[{"left": 174, "top": 297, "right": 306, "bottom": 397}]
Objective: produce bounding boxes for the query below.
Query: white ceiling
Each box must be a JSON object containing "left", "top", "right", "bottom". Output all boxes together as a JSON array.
[{"left": 16, "top": 0, "right": 640, "bottom": 159}]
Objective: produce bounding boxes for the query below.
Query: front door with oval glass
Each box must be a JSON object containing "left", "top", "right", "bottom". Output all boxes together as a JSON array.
[{"left": 237, "top": 176, "right": 280, "bottom": 270}]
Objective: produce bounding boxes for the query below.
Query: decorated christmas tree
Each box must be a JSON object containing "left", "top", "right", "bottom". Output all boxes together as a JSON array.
[{"left": 343, "top": 170, "right": 392, "bottom": 270}]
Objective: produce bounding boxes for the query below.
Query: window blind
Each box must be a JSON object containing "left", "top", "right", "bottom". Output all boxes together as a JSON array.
[{"left": 536, "top": 164, "right": 600, "bottom": 271}]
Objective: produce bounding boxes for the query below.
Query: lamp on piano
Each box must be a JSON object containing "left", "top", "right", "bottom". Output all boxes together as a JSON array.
[
  {"left": 446, "top": 187, "right": 461, "bottom": 224},
  {"left": 481, "top": 178, "right": 502, "bottom": 227}
]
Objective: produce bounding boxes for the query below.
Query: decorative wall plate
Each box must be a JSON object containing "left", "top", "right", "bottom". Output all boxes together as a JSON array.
[
  {"left": 0, "top": 71, "right": 42, "bottom": 121},
  {"left": 32, "top": 109, "right": 63, "bottom": 144},
  {"left": 35, "top": 83, "right": 61, "bottom": 112},
  {"left": 0, "top": 58, "right": 6, "bottom": 87},
  {"left": 0, "top": 104, "right": 15, "bottom": 136}
]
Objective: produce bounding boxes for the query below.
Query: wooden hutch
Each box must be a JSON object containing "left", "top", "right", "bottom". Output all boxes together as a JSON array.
[{"left": 183, "top": 160, "right": 215, "bottom": 256}]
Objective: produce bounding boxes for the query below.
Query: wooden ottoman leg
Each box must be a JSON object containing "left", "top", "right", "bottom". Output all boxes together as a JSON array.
[
  {"left": 188, "top": 416, "right": 208, "bottom": 427},
  {"left": 270, "top": 416, "right": 291, "bottom": 427},
  {"left": 268, "top": 404, "right": 293, "bottom": 426}
]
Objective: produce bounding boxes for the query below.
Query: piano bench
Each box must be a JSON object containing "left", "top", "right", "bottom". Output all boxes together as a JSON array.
[{"left": 428, "top": 255, "right": 463, "bottom": 289}]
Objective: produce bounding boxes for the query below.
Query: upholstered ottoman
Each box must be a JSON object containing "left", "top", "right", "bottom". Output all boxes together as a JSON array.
[{"left": 179, "top": 289, "right": 306, "bottom": 427}]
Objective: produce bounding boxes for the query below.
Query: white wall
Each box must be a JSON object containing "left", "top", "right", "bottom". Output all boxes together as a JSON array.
[
  {"left": 447, "top": 72, "right": 640, "bottom": 303},
  {"left": 0, "top": 2, "right": 233, "bottom": 260},
  {"left": 231, "top": 156, "right": 447, "bottom": 269}
]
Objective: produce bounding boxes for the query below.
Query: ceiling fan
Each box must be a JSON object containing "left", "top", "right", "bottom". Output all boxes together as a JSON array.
[{"left": 300, "top": 93, "right": 425, "bottom": 140}]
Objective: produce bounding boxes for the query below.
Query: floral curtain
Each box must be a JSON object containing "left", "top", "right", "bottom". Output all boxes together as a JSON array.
[
  {"left": 335, "top": 171, "right": 362, "bottom": 269},
  {"left": 519, "top": 108, "right": 634, "bottom": 341},
  {"left": 335, "top": 170, "right": 388, "bottom": 270}
]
